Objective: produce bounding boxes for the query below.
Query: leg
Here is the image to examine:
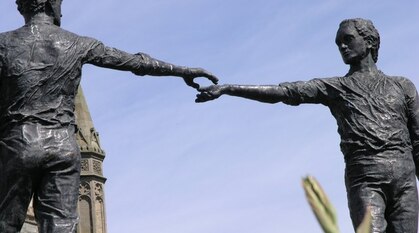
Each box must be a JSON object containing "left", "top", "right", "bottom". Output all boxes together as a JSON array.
[
  {"left": 0, "top": 129, "right": 40, "bottom": 232},
  {"left": 346, "top": 181, "right": 388, "bottom": 233},
  {"left": 386, "top": 174, "right": 418, "bottom": 233},
  {"left": 33, "top": 127, "right": 81, "bottom": 233}
]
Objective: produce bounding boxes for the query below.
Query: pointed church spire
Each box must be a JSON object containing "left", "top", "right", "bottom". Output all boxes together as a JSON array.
[
  {"left": 75, "top": 86, "right": 105, "bottom": 155},
  {"left": 75, "top": 86, "right": 108, "bottom": 233}
]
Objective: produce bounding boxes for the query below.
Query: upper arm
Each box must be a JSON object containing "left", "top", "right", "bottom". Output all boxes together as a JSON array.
[
  {"left": 279, "top": 78, "right": 334, "bottom": 106},
  {"left": 400, "top": 78, "right": 419, "bottom": 177},
  {"left": 0, "top": 39, "right": 4, "bottom": 78},
  {"left": 400, "top": 78, "right": 419, "bottom": 121},
  {"left": 403, "top": 79, "right": 419, "bottom": 134},
  {"left": 0, "top": 47, "right": 4, "bottom": 79},
  {"left": 83, "top": 39, "right": 142, "bottom": 72},
  {"left": 0, "top": 52, "right": 2, "bottom": 76}
]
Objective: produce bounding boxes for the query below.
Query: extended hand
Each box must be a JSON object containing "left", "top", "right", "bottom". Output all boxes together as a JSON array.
[
  {"left": 195, "top": 85, "right": 225, "bottom": 103},
  {"left": 183, "top": 68, "right": 218, "bottom": 90}
]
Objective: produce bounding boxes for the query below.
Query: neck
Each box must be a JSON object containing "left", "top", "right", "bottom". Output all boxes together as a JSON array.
[
  {"left": 347, "top": 54, "right": 378, "bottom": 76},
  {"left": 25, "top": 12, "right": 55, "bottom": 25}
]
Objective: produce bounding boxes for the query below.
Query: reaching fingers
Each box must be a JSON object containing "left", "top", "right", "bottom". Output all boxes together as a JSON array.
[
  {"left": 183, "top": 77, "right": 200, "bottom": 90},
  {"left": 183, "top": 68, "right": 218, "bottom": 90},
  {"left": 194, "top": 68, "right": 218, "bottom": 85},
  {"left": 205, "top": 73, "right": 219, "bottom": 85}
]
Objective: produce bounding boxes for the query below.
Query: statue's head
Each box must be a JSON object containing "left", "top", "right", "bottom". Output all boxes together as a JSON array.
[
  {"left": 336, "top": 18, "right": 380, "bottom": 64},
  {"left": 16, "top": 0, "right": 63, "bottom": 26}
]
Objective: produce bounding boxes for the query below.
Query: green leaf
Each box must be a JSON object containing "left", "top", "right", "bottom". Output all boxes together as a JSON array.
[
  {"left": 356, "top": 207, "right": 372, "bottom": 233},
  {"left": 302, "top": 176, "right": 339, "bottom": 233}
]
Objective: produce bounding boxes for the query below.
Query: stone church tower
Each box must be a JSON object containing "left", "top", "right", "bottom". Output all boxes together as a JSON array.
[{"left": 21, "top": 87, "right": 108, "bottom": 233}]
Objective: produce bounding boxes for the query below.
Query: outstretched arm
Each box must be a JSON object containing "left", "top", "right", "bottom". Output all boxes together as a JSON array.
[
  {"left": 196, "top": 84, "right": 286, "bottom": 103},
  {"left": 196, "top": 78, "right": 332, "bottom": 106},
  {"left": 405, "top": 81, "right": 419, "bottom": 179},
  {"left": 85, "top": 43, "right": 218, "bottom": 89}
]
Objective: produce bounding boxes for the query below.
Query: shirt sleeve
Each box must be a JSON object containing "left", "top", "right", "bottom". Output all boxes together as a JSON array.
[
  {"left": 0, "top": 41, "right": 4, "bottom": 78},
  {"left": 82, "top": 38, "right": 145, "bottom": 72},
  {"left": 402, "top": 78, "right": 419, "bottom": 178},
  {"left": 81, "top": 37, "right": 185, "bottom": 76},
  {"left": 278, "top": 78, "right": 335, "bottom": 106}
]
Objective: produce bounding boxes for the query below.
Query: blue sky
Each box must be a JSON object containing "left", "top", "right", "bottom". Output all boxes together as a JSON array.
[{"left": 1, "top": 0, "right": 419, "bottom": 232}]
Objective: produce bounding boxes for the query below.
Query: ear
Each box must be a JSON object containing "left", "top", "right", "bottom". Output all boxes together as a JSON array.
[
  {"left": 45, "top": 0, "right": 62, "bottom": 26},
  {"left": 365, "top": 37, "right": 374, "bottom": 49}
]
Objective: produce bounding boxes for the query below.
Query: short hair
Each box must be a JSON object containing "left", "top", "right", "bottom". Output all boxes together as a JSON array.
[
  {"left": 339, "top": 18, "right": 380, "bottom": 63},
  {"left": 16, "top": 0, "right": 58, "bottom": 15}
]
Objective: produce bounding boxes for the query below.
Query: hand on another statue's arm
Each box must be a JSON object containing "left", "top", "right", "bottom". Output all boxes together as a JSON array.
[{"left": 195, "top": 85, "right": 227, "bottom": 103}]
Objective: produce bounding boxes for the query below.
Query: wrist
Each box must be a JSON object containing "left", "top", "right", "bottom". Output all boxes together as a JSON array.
[{"left": 220, "top": 85, "right": 231, "bottom": 95}]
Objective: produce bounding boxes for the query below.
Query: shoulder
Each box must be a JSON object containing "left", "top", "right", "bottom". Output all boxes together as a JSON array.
[
  {"left": 391, "top": 76, "right": 415, "bottom": 86},
  {"left": 279, "top": 76, "right": 342, "bottom": 89},
  {"left": 0, "top": 32, "right": 5, "bottom": 50},
  {"left": 386, "top": 74, "right": 416, "bottom": 90},
  {"left": 0, "top": 28, "right": 20, "bottom": 47},
  {"left": 308, "top": 76, "right": 343, "bottom": 87},
  {"left": 314, "top": 76, "right": 342, "bottom": 83},
  {"left": 54, "top": 27, "right": 101, "bottom": 45},
  {"left": 0, "top": 31, "right": 6, "bottom": 41},
  {"left": 0, "top": 30, "right": 14, "bottom": 60},
  {"left": 383, "top": 73, "right": 417, "bottom": 98}
]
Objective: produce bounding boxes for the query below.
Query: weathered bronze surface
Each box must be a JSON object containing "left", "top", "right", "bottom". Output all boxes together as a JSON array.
[
  {"left": 197, "top": 18, "right": 419, "bottom": 233},
  {"left": 0, "top": 0, "right": 217, "bottom": 232}
]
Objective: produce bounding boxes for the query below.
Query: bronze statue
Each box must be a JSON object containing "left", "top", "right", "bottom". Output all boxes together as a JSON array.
[
  {"left": 197, "top": 18, "right": 419, "bottom": 233},
  {"left": 0, "top": 0, "right": 217, "bottom": 232}
]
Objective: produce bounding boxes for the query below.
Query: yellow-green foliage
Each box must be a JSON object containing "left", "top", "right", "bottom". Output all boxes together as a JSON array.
[{"left": 302, "top": 176, "right": 371, "bottom": 233}]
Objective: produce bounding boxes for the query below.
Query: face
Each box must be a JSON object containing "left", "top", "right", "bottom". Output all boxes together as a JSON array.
[{"left": 335, "top": 22, "right": 370, "bottom": 65}]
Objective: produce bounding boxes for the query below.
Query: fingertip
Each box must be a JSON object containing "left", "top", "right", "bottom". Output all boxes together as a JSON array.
[
  {"left": 211, "top": 77, "right": 219, "bottom": 84},
  {"left": 188, "top": 83, "right": 200, "bottom": 90}
]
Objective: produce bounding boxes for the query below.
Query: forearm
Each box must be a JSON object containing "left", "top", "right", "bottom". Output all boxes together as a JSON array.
[
  {"left": 409, "top": 110, "right": 419, "bottom": 178},
  {"left": 88, "top": 45, "right": 195, "bottom": 77},
  {"left": 221, "top": 84, "right": 286, "bottom": 103},
  {"left": 405, "top": 83, "right": 419, "bottom": 178},
  {"left": 131, "top": 52, "right": 197, "bottom": 77},
  {"left": 197, "top": 79, "right": 328, "bottom": 104},
  {"left": 412, "top": 143, "right": 419, "bottom": 178}
]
